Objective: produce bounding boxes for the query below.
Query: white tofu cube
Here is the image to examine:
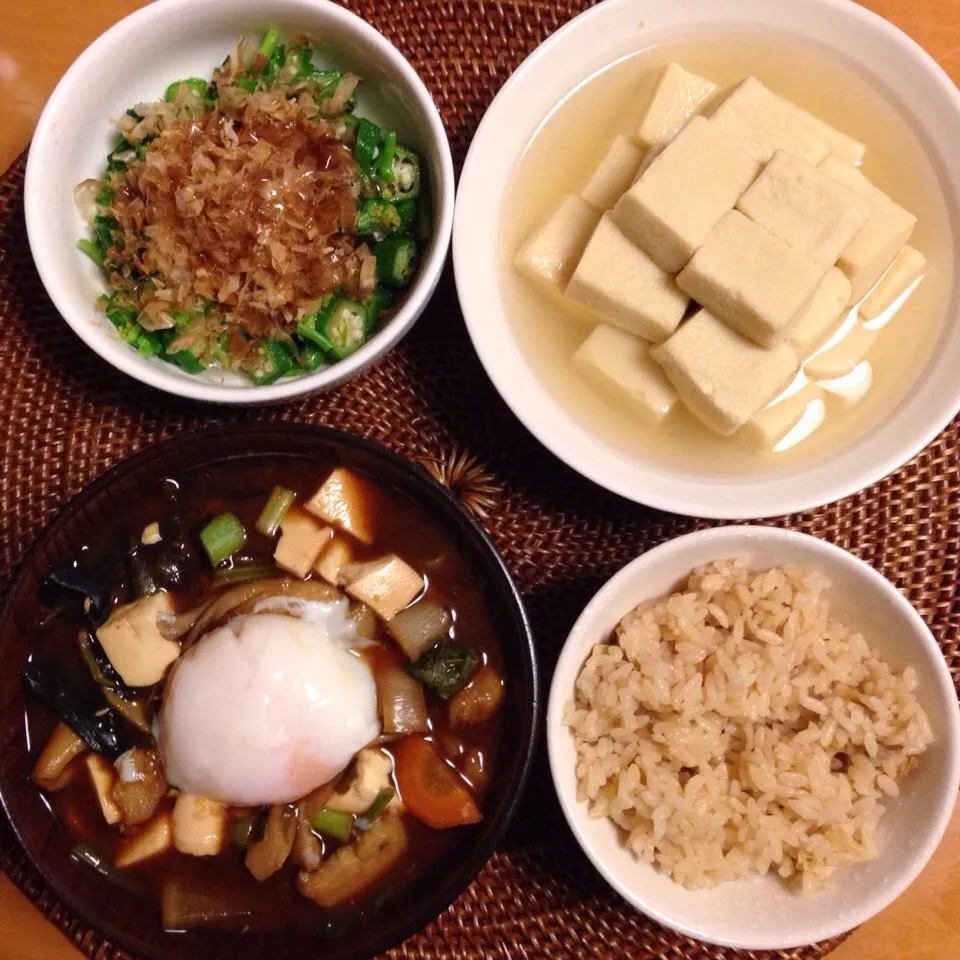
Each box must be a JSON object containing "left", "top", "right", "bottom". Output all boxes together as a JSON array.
[
  {"left": 636, "top": 63, "right": 719, "bottom": 149},
  {"left": 859, "top": 246, "right": 926, "bottom": 324},
  {"left": 513, "top": 195, "right": 602, "bottom": 289},
  {"left": 613, "top": 117, "right": 762, "bottom": 273},
  {"left": 804, "top": 323, "right": 878, "bottom": 380},
  {"left": 736, "top": 150, "right": 872, "bottom": 269},
  {"left": 172, "top": 794, "right": 227, "bottom": 857},
  {"left": 304, "top": 467, "right": 375, "bottom": 544},
  {"left": 342, "top": 555, "right": 424, "bottom": 621},
  {"left": 273, "top": 507, "right": 332, "bottom": 579},
  {"left": 574, "top": 324, "right": 679, "bottom": 422},
  {"left": 787, "top": 268, "right": 852, "bottom": 355},
  {"left": 710, "top": 77, "right": 829, "bottom": 165},
  {"left": 96, "top": 591, "right": 179, "bottom": 688},
  {"left": 820, "top": 157, "right": 917, "bottom": 303},
  {"left": 677, "top": 210, "right": 824, "bottom": 348},
  {"left": 746, "top": 383, "right": 825, "bottom": 448},
  {"left": 565, "top": 214, "right": 689, "bottom": 342},
  {"left": 581, "top": 135, "right": 645, "bottom": 211},
  {"left": 650, "top": 310, "right": 799, "bottom": 435}
]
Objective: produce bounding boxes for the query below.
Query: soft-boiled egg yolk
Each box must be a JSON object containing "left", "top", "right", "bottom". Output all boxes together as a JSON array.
[{"left": 157, "top": 598, "right": 379, "bottom": 806}]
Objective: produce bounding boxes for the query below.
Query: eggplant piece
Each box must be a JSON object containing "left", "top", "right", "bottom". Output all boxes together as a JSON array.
[{"left": 21, "top": 654, "right": 125, "bottom": 759}]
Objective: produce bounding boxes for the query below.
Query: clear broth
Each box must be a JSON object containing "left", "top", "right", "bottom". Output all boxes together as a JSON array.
[{"left": 500, "top": 31, "right": 955, "bottom": 477}]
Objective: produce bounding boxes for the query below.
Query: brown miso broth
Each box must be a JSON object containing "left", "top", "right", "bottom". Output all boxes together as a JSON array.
[
  {"left": 500, "top": 30, "right": 955, "bottom": 476},
  {"left": 25, "top": 455, "right": 504, "bottom": 935}
]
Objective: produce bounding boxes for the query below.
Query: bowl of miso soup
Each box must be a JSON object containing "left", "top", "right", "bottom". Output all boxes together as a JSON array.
[
  {"left": 454, "top": 0, "right": 960, "bottom": 518},
  {"left": 0, "top": 424, "right": 538, "bottom": 960}
]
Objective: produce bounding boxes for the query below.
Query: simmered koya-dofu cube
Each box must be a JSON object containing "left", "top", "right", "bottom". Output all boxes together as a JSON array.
[
  {"left": 710, "top": 77, "right": 829, "bottom": 166},
  {"left": 859, "top": 246, "right": 926, "bottom": 323},
  {"left": 581, "top": 135, "right": 645, "bottom": 211},
  {"left": 514, "top": 195, "right": 601, "bottom": 289},
  {"left": 736, "top": 150, "right": 873, "bottom": 269},
  {"left": 677, "top": 210, "right": 824, "bottom": 348},
  {"left": 635, "top": 63, "right": 719, "bottom": 149},
  {"left": 613, "top": 116, "right": 762, "bottom": 273},
  {"left": 651, "top": 310, "right": 799, "bottom": 435},
  {"left": 820, "top": 157, "right": 917, "bottom": 303},
  {"left": 574, "top": 324, "right": 678, "bottom": 422},
  {"left": 788, "top": 268, "right": 852, "bottom": 355},
  {"left": 565, "top": 214, "right": 689, "bottom": 342}
]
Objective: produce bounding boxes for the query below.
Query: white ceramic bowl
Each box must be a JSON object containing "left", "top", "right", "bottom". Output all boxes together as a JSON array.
[
  {"left": 454, "top": 0, "right": 960, "bottom": 518},
  {"left": 547, "top": 526, "right": 960, "bottom": 949},
  {"left": 25, "top": 0, "right": 454, "bottom": 404}
]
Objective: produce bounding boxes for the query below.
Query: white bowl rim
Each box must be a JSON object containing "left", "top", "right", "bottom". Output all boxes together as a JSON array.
[
  {"left": 453, "top": 0, "right": 960, "bottom": 519},
  {"left": 546, "top": 525, "right": 960, "bottom": 948},
  {"left": 24, "top": 0, "right": 455, "bottom": 405}
]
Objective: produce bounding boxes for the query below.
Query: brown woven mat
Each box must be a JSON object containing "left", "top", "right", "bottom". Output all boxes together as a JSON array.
[{"left": 1, "top": 1, "right": 959, "bottom": 957}]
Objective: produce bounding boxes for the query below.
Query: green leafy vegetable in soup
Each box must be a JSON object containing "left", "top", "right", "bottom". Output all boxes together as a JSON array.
[{"left": 75, "top": 30, "right": 426, "bottom": 384}]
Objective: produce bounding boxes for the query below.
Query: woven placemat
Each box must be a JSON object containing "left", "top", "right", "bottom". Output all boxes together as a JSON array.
[{"left": 1, "top": 1, "right": 958, "bottom": 957}]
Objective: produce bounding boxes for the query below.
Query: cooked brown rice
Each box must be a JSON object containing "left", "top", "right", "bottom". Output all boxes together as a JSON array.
[{"left": 563, "top": 560, "right": 933, "bottom": 891}]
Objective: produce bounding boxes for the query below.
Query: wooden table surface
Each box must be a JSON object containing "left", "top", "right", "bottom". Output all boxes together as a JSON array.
[{"left": 1, "top": 1, "right": 959, "bottom": 958}]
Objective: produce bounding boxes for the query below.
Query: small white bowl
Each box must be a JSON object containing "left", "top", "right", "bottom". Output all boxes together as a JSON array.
[
  {"left": 454, "top": 0, "right": 960, "bottom": 518},
  {"left": 547, "top": 526, "right": 960, "bottom": 949},
  {"left": 25, "top": 0, "right": 454, "bottom": 405}
]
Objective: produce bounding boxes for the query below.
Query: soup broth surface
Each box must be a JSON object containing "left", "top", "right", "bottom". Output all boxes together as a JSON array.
[{"left": 500, "top": 31, "right": 954, "bottom": 476}]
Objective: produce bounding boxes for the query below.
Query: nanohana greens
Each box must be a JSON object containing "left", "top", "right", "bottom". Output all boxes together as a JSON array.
[{"left": 77, "top": 30, "right": 428, "bottom": 384}]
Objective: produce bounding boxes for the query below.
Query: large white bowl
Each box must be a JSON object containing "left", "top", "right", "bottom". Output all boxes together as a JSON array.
[
  {"left": 454, "top": 0, "right": 960, "bottom": 518},
  {"left": 547, "top": 526, "right": 960, "bottom": 949},
  {"left": 25, "top": 0, "right": 454, "bottom": 405}
]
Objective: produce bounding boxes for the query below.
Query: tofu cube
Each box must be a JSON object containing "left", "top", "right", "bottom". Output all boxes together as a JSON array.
[
  {"left": 565, "top": 214, "right": 689, "bottom": 341},
  {"left": 313, "top": 535, "right": 354, "bottom": 585},
  {"left": 650, "top": 310, "right": 799, "bottom": 435},
  {"left": 804, "top": 323, "right": 878, "bottom": 380},
  {"left": 304, "top": 467, "right": 375, "bottom": 544},
  {"left": 746, "top": 384, "right": 825, "bottom": 448},
  {"left": 326, "top": 748, "right": 394, "bottom": 815},
  {"left": 710, "top": 77, "right": 829, "bottom": 165},
  {"left": 115, "top": 813, "right": 173, "bottom": 868},
  {"left": 84, "top": 754, "right": 122, "bottom": 825},
  {"left": 859, "top": 246, "right": 926, "bottom": 324},
  {"left": 796, "top": 112, "right": 865, "bottom": 166},
  {"left": 736, "top": 150, "right": 873, "bottom": 269},
  {"left": 574, "top": 324, "right": 679, "bottom": 423},
  {"left": 342, "top": 555, "right": 424, "bottom": 621},
  {"left": 273, "top": 507, "right": 332, "bottom": 579},
  {"left": 787, "top": 268, "right": 852, "bottom": 355},
  {"left": 172, "top": 794, "right": 227, "bottom": 857},
  {"left": 96, "top": 591, "right": 178, "bottom": 688},
  {"left": 635, "top": 63, "right": 719, "bottom": 149},
  {"left": 613, "top": 116, "right": 762, "bottom": 272},
  {"left": 513, "top": 194, "right": 602, "bottom": 289},
  {"left": 820, "top": 157, "right": 917, "bottom": 303},
  {"left": 677, "top": 210, "right": 825, "bottom": 348},
  {"left": 581, "top": 135, "right": 645, "bottom": 211}
]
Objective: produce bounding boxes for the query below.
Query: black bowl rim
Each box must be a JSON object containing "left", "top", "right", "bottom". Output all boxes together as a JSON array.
[{"left": 0, "top": 422, "right": 540, "bottom": 960}]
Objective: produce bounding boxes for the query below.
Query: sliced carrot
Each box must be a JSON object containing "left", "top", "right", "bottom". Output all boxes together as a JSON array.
[{"left": 392, "top": 736, "right": 482, "bottom": 829}]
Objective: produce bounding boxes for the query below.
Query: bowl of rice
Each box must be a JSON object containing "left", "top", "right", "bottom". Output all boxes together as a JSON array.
[{"left": 546, "top": 526, "right": 960, "bottom": 949}]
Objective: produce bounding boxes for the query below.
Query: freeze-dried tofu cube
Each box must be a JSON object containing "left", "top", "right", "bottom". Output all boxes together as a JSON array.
[
  {"left": 820, "top": 157, "right": 917, "bottom": 303},
  {"left": 613, "top": 116, "right": 762, "bottom": 273},
  {"left": 304, "top": 467, "right": 375, "bottom": 544},
  {"left": 818, "top": 361, "right": 873, "bottom": 407},
  {"left": 859, "top": 246, "right": 926, "bottom": 323},
  {"left": 635, "top": 63, "right": 719, "bottom": 148},
  {"left": 746, "top": 384, "right": 825, "bottom": 447},
  {"left": 96, "top": 591, "right": 178, "bottom": 688},
  {"left": 581, "top": 136, "right": 645, "bottom": 211},
  {"left": 677, "top": 210, "right": 824, "bottom": 348},
  {"left": 788, "top": 268, "right": 852, "bottom": 355},
  {"left": 273, "top": 507, "right": 332, "bottom": 579},
  {"left": 116, "top": 813, "right": 173, "bottom": 868},
  {"left": 314, "top": 536, "right": 354, "bottom": 585},
  {"left": 796, "top": 112, "right": 865, "bottom": 166},
  {"left": 85, "top": 754, "right": 122, "bottom": 826},
  {"left": 514, "top": 194, "right": 602, "bottom": 288},
  {"left": 342, "top": 555, "right": 424, "bottom": 621},
  {"left": 651, "top": 310, "right": 799, "bottom": 435},
  {"left": 574, "top": 324, "right": 678, "bottom": 422},
  {"left": 710, "top": 77, "right": 829, "bottom": 165},
  {"left": 736, "top": 150, "right": 872, "bottom": 269},
  {"left": 804, "top": 323, "right": 878, "bottom": 380},
  {"left": 172, "top": 794, "right": 227, "bottom": 857},
  {"left": 565, "top": 214, "right": 689, "bottom": 341}
]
